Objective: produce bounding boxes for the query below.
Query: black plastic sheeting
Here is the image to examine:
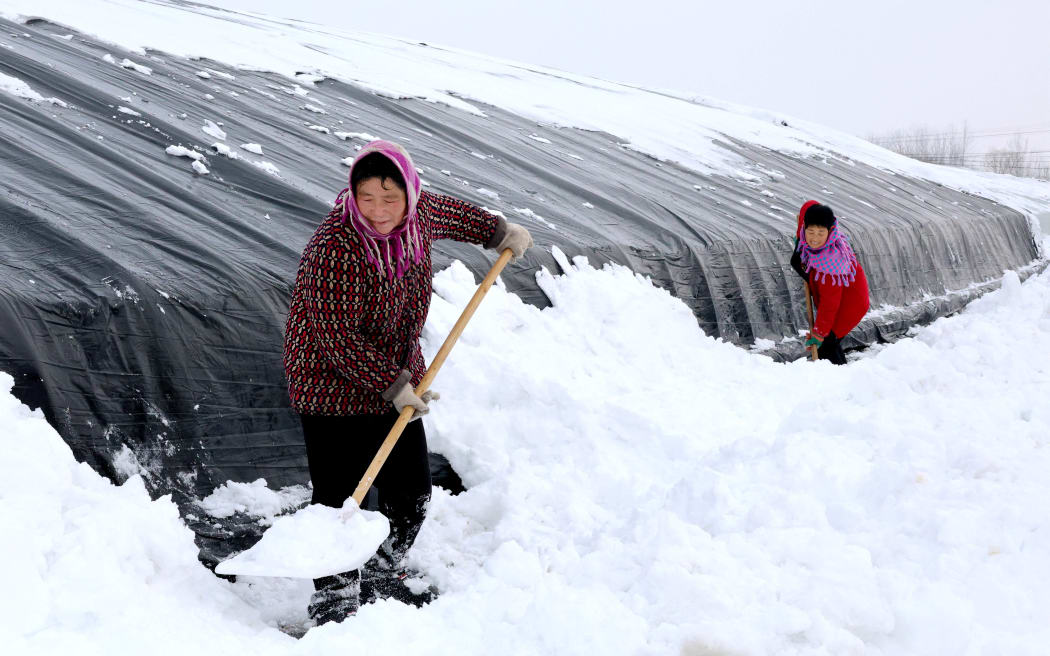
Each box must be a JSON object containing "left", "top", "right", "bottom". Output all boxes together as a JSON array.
[{"left": 1, "top": 17, "right": 1044, "bottom": 563}]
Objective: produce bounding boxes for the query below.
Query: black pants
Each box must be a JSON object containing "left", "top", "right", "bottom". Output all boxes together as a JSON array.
[
  {"left": 300, "top": 412, "right": 432, "bottom": 593},
  {"left": 817, "top": 331, "right": 848, "bottom": 365}
]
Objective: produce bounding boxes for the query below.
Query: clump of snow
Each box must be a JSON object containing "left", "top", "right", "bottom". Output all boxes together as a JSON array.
[
  {"left": 198, "top": 478, "right": 310, "bottom": 520},
  {"left": 210, "top": 142, "right": 238, "bottom": 158},
  {"left": 102, "top": 53, "right": 152, "bottom": 75},
  {"left": 239, "top": 142, "right": 263, "bottom": 154},
  {"left": 117, "top": 105, "right": 140, "bottom": 116},
  {"left": 306, "top": 124, "right": 330, "bottom": 134},
  {"left": 514, "top": 206, "right": 556, "bottom": 230},
  {"left": 527, "top": 134, "right": 551, "bottom": 144},
  {"left": 202, "top": 119, "right": 226, "bottom": 140},
  {"left": 475, "top": 188, "right": 500, "bottom": 201},
  {"left": 192, "top": 160, "right": 209, "bottom": 175},
  {"left": 195, "top": 70, "right": 211, "bottom": 79},
  {"left": 334, "top": 131, "right": 377, "bottom": 142},
  {"left": 300, "top": 103, "right": 326, "bottom": 114},
  {"left": 750, "top": 337, "right": 776, "bottom": 351},
  {"left": 250, "top": 160, "right": 279, "bottom": 176},
  {"left": 280, "top": 84, "right": 310, "bottom": 96},
  {"left": 110, "top": 444, "right": 150, "bottom": 482},
  {"left": 164, "top": 144, "right": 203, "bottom": 161}
]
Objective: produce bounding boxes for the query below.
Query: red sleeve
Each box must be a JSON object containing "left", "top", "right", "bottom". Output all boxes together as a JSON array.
[
  {"left": 812, "top": 275, "right": 844, "bottom": 339},
  {"left": 299, "top": 235, "right": 401, "bottom": 393},
  {"left": 421, "top": 191, "right": 504, "bottom": 245}
]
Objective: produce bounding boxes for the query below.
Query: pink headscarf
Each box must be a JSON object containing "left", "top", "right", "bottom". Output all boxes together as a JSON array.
[{"left": 334, "top": 140, "right": 424, "bottom": 279}]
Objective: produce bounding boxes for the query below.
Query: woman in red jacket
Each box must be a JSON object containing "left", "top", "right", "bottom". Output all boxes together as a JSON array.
[
  {"left": 283, "top": 140, "right": 532, "bottom": 624},
  {"left": 790, "top": 201, "right": 870, "bottom": 365}
]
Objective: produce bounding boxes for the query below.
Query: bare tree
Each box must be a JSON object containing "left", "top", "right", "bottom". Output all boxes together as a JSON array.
[
  {"left": 871, "top": 124, "right": 1050, "bottom": 180},
  {"left": 985, "top": 135, "right": 1031, "bottom": 176},
  {"left": 869, "top": 122, "right": 971, "bottom": 167}
]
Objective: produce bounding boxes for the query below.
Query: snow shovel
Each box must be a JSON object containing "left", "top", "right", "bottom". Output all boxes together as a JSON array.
[
  {"left": 803, "top": 281, "right": 818, "bottom": 361},
  {"left": 215, "top": 248, "right": 515, "bottom": 579}
]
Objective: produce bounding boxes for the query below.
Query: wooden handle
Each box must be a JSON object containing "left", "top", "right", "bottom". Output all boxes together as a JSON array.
[
  {"left": 351, "top": 248, "right": 515, "bottom": 505},
  {"left": 803, "top": 282, "right": 818, "bottom": 361}
]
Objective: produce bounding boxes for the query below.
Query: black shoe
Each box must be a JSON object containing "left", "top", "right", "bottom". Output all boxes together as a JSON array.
[
  {"left": 308, "top": 571, "right": 360, "bottom": 626},
  {"left": 308, "top": 596, "right": 357, "bottom": 626},
  {"left": 360, "top": 568, "right": 437, "bottom": 607}
]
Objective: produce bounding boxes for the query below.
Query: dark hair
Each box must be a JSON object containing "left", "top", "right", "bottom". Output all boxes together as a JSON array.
[
  {"left": 351, "top": 152, "right": 405, "bottom": 195},
  {"left": 803, "top": 204, "right": 836, "bottom": 229}
]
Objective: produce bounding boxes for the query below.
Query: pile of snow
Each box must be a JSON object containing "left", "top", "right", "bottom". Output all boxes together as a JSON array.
[
  {"left": 0, "top": 373, "right": 292, "bottom": 652},
  {"left": 4, "top": 244, "right": 1050, "bottom": 653}
]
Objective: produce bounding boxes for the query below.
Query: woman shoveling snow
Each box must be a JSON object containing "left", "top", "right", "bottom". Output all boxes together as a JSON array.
[
  {"left": 282, "top": 140, "right": 533, "bottom": 625},
  {"left": 790, "top": 201, "right": 871, "bottom": 364}
]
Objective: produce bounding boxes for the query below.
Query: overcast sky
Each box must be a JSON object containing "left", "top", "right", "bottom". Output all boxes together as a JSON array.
[{"left": 204, "top": 0, "right": 1050, "bottom": 155}]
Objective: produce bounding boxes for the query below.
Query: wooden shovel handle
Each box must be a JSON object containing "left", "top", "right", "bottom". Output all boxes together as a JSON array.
[
  {"left": 803, "top": 281, "right": 818, "bottom": 361},
  {"left": 351, "top": 248, "right": 515, "bottom": 505}
]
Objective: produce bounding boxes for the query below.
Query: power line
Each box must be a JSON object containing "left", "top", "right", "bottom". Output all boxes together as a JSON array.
[{"left": 872, "top": 127, "right": 1050, "bottom": 144}]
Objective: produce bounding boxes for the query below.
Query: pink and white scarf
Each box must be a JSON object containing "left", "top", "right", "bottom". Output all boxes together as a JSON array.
[
  {"left": 796, "top": 223, "right": 859, "bottom": 287},
  {"left": 334, "top": 140, "right": 424, "bottom": 280}
]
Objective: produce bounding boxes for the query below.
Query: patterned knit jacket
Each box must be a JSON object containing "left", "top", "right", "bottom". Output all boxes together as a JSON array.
[{"left": 284, "top": 191, "right": 506, "bottom": 416}]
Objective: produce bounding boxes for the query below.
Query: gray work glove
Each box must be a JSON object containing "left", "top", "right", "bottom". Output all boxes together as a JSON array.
[
  {"left": 493, "top": 222, "right": 534, "bottom": 261},
  {"left": 382, "top": 370, "right": 439, "bottom": 421}
]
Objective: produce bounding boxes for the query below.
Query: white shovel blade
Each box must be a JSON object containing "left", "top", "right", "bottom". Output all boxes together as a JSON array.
[{"left": 215, "top": 500, "right": 390, "bottom": 579}]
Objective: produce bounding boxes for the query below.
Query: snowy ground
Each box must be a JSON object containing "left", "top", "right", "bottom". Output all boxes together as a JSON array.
[{"left": 3, "top": 241, "right": 1049, "bottom": 655}]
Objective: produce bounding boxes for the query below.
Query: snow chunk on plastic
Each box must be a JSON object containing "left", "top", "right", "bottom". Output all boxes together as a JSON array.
[
  {"left": 202, "top": 119, "right": 226, "bottom": 140},
  {"left": 164, "top": 145, "right": 203, "bottom": 161}
]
